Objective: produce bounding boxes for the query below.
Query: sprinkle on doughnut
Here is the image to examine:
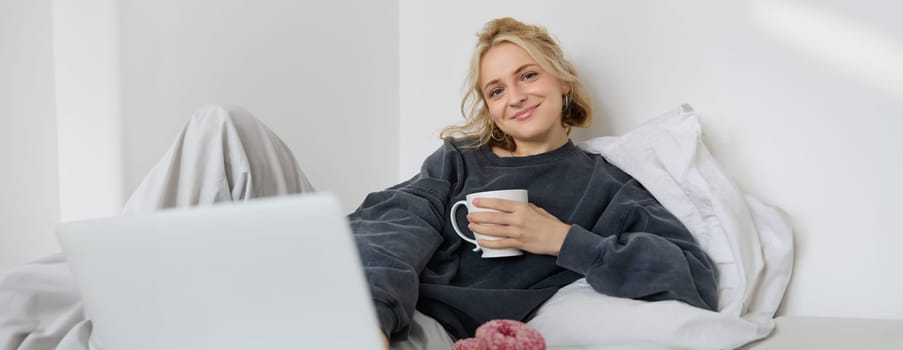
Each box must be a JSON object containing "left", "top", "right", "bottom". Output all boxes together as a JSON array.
[{"left": 474, "top": 319, "right": 546, "bottom": 350}]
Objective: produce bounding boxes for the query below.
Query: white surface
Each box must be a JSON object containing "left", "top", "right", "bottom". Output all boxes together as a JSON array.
[
  {"left": 399, "top": 0, "right": 903, "bottom": 320},
  {"left": 59, "top": 194, "right": 383, "bottom": 350},
  {"left": 743, "top": 316, "right": 903, "bottom": 349},
  {"left": 52, "top": 0, "right": 123, "bottom": 223},
  {"left": 0, "top": 0, "right": 60, "bottom": 268}
]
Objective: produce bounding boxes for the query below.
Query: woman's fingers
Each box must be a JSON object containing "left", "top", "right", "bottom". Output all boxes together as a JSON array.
[
  {"left": 472, "top": 198, "right": 524, "bottom": 212},
  {"left": 477, "top": 237, "right": 519, "bottom": 249},
  {"left": 467, "top": 211, "right": 516, "bottom": 226},
  {"left": 468, "top": 222, "right": 519, "bottom": 238}
]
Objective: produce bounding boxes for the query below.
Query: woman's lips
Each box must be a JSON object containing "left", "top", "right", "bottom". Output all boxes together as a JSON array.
[{"left": 512, "top": 104, "right": 539, "bottom": 121}]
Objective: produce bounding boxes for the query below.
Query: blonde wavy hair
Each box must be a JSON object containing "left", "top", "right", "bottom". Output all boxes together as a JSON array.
[{"left": 440, "top": 17, "right": 593, "bottom": 151}]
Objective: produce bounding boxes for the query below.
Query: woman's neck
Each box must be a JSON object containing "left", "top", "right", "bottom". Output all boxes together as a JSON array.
[{"left": 494, "top": 132, "right": 569, "bottom": 157}]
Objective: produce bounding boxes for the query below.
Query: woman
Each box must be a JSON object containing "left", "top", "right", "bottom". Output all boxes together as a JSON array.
[{"left": 350, "top": 17, "right": 718, "bottom": 348}]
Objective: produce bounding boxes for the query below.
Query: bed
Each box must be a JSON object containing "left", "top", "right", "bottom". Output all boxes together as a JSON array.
[{"left": 2, "top": 104, "right": 901, "bottom": 349}]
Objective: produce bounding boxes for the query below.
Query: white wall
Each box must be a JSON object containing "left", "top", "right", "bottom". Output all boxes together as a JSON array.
[
  {"left": 400, "top": 0, "right": 903, "bottom": 320},
  {"left": 1, "top": 0, "right": 399, "bottom": 267},
  {"left": 0, "top": 0, "right": 60, "bottom": 268},
  {"left": 53, "top": 0, "right": 122, "bottom": 223},
  {"left": 118, "top": 0, "right": 399, "bottom": 213}
]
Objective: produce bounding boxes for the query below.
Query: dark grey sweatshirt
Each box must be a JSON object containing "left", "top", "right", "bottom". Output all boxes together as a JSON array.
[{"left": 348, "top": 139, "right": 718, "bottom": 341}]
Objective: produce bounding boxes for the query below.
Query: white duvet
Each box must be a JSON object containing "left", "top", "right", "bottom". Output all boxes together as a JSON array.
[{"left": 0, "top": 104, "right": 793, "bottom": 350}]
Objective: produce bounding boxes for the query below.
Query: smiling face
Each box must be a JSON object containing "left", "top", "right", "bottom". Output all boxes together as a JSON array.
[{"left": 480, "top": 42, "right": 570, "bottom": 154}]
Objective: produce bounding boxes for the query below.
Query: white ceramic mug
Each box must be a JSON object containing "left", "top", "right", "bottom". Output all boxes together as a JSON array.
[{"left": 449, "top": 189, "right": 527, "bottom": 258}]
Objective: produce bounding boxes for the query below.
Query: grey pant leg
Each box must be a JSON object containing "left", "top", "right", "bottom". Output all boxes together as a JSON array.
[
  {"left": 390, "top": 311, "right": 456, "bottom": 350},
  {"left": 123, "top": 104, "right": 315, "bottom": 214}
]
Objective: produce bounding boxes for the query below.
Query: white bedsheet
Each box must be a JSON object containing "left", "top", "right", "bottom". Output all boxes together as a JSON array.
[{"left": 0, "top": 254, "right": 87, "bottom": 350}]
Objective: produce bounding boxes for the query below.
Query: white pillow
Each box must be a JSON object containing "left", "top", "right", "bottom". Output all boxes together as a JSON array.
[
  {"left": 528, "top": 105, "right": 794, "bottom": 349},
  {"left": 576, "top": 104, "right": 761, "bottom": 315}
]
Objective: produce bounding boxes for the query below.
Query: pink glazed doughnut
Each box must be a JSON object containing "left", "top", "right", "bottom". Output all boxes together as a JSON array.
[
  {"left": 453, "top": 337, "right": 488, "bottom": 350},
  {"left": 474, "top": 319, "right": 546, "bottom": 350}
]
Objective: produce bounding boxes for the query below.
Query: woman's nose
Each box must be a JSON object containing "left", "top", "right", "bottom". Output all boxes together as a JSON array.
[{"left": 507, "top": 86, "right": 526, "bottom": 106}]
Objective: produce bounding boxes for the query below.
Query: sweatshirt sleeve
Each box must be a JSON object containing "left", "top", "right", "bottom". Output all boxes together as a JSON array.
[
  {"left": 556, "top": 179, "right": 719, "bottom": 311},
  {"left": 347, "top": 143, "right": 463, "bottom": 340}
]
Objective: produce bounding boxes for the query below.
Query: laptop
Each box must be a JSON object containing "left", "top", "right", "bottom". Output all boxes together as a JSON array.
[{"left": 57, "top": 193, "right": 383, "bottom": 350}]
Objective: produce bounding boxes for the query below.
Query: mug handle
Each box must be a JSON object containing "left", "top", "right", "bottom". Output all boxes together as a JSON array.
[{"left": 449, "top": 200, "right": 481, "bottom": 252}]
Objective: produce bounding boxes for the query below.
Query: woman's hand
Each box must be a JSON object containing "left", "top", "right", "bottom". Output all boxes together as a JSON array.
[{"left": 467, "top": 198, "right": 571, "bottom": 256}]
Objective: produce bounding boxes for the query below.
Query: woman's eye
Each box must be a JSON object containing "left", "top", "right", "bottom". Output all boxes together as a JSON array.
[
  {"left": 489, "top": 88, "right": 503, "bottom": 97},
  {"left": 522, "top": 72, "right": 538, "bottom": 80}
]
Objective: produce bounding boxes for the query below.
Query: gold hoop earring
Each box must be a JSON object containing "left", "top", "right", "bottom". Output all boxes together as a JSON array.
[{"left": 490, "top": 126, "right": 506, "bottom": 141}]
